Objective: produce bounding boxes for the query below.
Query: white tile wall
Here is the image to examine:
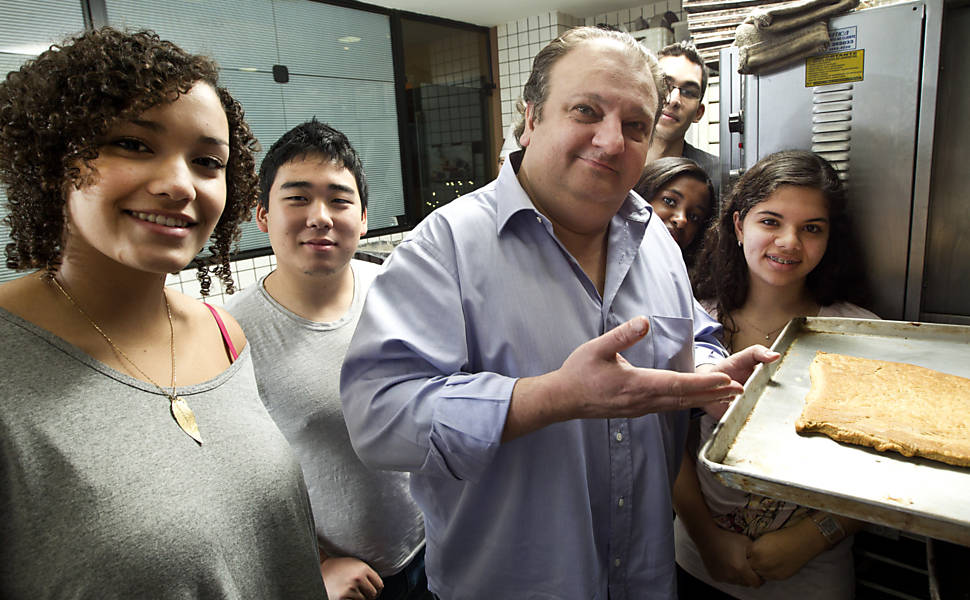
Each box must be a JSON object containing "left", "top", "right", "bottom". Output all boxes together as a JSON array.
[
  {"left": 496, "top": 1, "right": 689, "bottom": 143},
  {"left": 166, "top": 254, "right": 277, "bottom": 305}
]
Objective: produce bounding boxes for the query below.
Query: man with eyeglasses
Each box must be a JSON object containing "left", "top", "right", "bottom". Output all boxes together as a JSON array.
[{"left": 648, "top": 42, "right": 720, "bottom": 197}]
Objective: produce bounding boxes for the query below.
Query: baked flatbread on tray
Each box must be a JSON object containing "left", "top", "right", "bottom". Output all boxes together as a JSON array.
[{"left": 795, "top": 351, "right": 970, "bottom": 467}]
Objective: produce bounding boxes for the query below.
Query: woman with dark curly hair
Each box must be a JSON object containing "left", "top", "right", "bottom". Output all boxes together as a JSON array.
[
  {"left": 672, "top": 150, "right": 876, "bottom": 600},
  {"left": 634, "top": 156, "right": 715, "bottom": 271},
  {"left": 0, "top": 28, "right": 325, "bottom": 598}
]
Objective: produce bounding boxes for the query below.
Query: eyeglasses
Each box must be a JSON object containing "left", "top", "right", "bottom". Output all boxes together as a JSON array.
[{"left": 665, "top": 80, "right": 702, "bottom": 101}]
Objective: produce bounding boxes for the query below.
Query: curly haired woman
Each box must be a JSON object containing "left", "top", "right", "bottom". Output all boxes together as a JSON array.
[{"left": 0, "top": 28, "right": 325, "bottom": 598}]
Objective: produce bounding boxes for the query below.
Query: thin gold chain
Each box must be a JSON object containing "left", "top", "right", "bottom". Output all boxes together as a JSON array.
[
  {"left": 732, "top": 311, "right": 789, "bottom": 341},
  {"left": 48, "top": 275, "right": 178, "bottom": 400}
]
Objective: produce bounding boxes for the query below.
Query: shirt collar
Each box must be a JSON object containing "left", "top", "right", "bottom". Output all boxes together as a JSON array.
[
  {"left": 495, "top": 150, "right": 539, "bottom": 235},
  {"left": 495, "top": 149, "right": 653, "bottom": 234}
]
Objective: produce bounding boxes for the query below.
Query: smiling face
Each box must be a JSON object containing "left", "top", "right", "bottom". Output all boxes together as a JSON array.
[
  {"left": 648, "top": 174, "right": 712, "bottom": 249},
  {"left": 734, "top": 185, "right": 830, "bottom": 291},
  {"left": 655, "top": 55, "right": 705, "bottom": 144},
  {"left": 517, "top": 39, "right": 658, "bottom": 235},
  {"left": 62, "top": 83, "right": 229, "bottom": 276},
  {"left": 257, "top": 155, "right": 367, "bottom": 279}
]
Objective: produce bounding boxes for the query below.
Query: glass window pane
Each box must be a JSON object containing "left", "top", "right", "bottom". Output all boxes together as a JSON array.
[
  {"left": 400, "top": 18, "right": 493, "bottom": 220},
  {"left": 275, "top": 1, "right": 394, "bottom": 82},
  {"left": 105, "top": 0, "right": 278, "bottom": 71},
  {"left": 214, "top": 70, "right": 288, "bottom": 255},
  {"left": 0, "top": 0, "right": 86, "bottom": 284},
  {"left": 281, "top": 75, "right": 404, "bottom": 230}
]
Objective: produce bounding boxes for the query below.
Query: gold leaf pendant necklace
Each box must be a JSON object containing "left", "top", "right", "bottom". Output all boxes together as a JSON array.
[{"left": 49, "top": 275, "right": 203, "bottom": 445}]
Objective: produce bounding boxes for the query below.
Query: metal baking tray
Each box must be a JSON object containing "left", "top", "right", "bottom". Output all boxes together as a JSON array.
[{"left": 700, "top": 317, "right": 970, "bottom": 546}]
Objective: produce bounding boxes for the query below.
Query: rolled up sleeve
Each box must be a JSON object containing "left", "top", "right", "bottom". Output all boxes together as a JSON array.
[{"left": 692, "top": 297, "right": 728, "bottom": 367}]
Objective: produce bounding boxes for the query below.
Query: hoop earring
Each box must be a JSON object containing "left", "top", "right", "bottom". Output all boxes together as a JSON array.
[{"left": 737, "top": 240, "right": 742, "bottom": 247}]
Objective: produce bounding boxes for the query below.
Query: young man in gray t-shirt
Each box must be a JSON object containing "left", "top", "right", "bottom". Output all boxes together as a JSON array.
[{"left": 226, "top": 120, "right": 427, "bottom": 600}]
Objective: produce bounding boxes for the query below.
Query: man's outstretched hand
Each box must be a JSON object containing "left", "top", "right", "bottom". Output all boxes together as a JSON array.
[{"left": 504, "top": 317, "right": 748, "bottom": 440}]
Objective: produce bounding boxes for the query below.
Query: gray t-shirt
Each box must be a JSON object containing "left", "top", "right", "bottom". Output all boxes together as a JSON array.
[
  {"left": 226, "top": 260, "right": 424, "bottom": 576},
  {"left": 0, "top": 307, "right": 326, "bottom": 599}
]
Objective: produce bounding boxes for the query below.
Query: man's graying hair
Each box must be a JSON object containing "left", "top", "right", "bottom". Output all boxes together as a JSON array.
[{"left": 512, "top": 26, "right": 667, "bottom": 145}]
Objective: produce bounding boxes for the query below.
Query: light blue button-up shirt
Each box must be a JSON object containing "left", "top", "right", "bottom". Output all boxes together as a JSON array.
[{"left": 341, "top": 152, "right": 726, "bottom": 600}]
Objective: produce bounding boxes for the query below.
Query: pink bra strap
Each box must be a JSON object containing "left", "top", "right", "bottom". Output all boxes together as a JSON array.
[{"left": 204, "top": 302, "right": 239, "bottom": 362}]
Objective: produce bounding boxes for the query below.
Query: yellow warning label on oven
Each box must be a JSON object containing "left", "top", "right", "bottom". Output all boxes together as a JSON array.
[{"left": 805, "top": 50, "right": 864, "bottom": 87}]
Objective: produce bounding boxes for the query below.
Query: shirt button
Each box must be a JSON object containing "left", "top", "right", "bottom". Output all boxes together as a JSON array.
[
  {"left": 618, "top": 497, "right": 624, "bottom": 507},
  {"left": 614, "top": 558, "right": 622, "bottom": 567},
  {"left": 615, "top": 432, "right": 623, "bottom": 442}
]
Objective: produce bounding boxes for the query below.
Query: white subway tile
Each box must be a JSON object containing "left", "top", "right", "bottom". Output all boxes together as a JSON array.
[
  {"left": 181, "top": 278, "right": 202, "bottom": 300},
  {"left": 236, "top": 268, "right": 258, "bottom": 291},
  {"left": 253, "top": 264, "right": 274, "bottom": 280},
  {"left": 205, "top": 292, "right": 225, "bottom": 306}
]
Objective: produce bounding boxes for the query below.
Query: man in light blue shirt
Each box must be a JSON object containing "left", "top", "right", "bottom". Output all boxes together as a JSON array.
[{"left": 341, "top": 27, "right": 774, "bottom": 600}]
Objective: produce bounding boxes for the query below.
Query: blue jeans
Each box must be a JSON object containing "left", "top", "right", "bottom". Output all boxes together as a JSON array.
[{"left": 380, "top": 547, "right": 432, "bottom": 600}]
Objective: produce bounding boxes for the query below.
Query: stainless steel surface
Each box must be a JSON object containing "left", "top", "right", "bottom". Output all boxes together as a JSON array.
[
  {"left": 718, "top": 46, "right": 742, "bottom": 195},
  {"left": 920, "top": 3, "right": 970, "bottom": 322},
  {"left": 700, "top": 317, "right": 970, "bottom": 546},
  {"left": 906, "top": 0, "right": 945, "bottom": 322}
]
